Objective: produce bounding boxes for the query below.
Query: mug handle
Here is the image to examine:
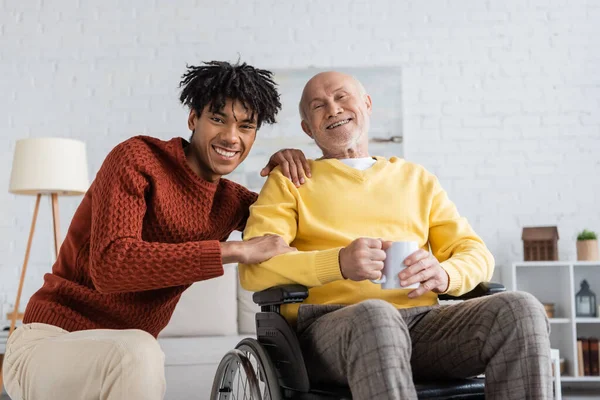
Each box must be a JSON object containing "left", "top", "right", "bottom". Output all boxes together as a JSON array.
[{"left": 370, "top": 275, "right": 386, "bottom": 284}]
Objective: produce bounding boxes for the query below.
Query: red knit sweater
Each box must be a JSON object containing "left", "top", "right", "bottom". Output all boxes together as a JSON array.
[{"left": 23, "top": 136, "right": 257, "bottom": 338}]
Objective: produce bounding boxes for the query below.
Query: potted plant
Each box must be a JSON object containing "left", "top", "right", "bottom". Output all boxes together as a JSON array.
[{"left": 577, "top": 229, "right": 599, "bottom": 261}]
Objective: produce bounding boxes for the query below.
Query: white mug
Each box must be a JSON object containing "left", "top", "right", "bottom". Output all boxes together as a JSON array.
[{"left": 371, "top": 241, "right": 420, "bottom": 289}]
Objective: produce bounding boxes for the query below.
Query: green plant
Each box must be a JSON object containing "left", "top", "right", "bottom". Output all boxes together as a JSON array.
[{"left": 577, "top": 229, "right": 598, "bottom": 241}]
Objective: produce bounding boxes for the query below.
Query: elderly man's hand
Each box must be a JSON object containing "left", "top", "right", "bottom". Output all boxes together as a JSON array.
[
  {"left": 261, "top": 148, "right": 311, "bottom": 187},
  {"left": 399, "top": 249, "right": 449, "bottom": 298},
  {"left": 339, "top": 238, "right": 391, "bottom": 281}
]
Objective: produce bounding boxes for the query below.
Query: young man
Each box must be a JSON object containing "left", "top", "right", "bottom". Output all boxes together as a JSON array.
[
  {"left": 2, "top": 61, "right": 309, "bottom": 400},
  {"left": 240, "top": 71, "right": 552, "bottom": 399}
]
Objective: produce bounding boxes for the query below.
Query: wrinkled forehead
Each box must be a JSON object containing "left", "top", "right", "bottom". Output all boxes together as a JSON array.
[{"left": 301, "top": 73, "right": 359, "bottom": 104}]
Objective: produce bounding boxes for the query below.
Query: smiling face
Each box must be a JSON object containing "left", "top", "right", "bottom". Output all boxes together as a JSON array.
[
  {"left": 185, "top": 98, "right": 257, "bottom": 183},
  {"left": 300, "top": 72, "right": 372, "bottom": 158}
]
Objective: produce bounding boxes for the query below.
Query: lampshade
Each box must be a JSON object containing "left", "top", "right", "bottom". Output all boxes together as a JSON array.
[{"left": 9, "top": 137, "right": 90, "bottom": 195}]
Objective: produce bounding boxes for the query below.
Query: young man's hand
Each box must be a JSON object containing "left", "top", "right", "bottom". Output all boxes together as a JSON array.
[
  {"left": 261, "top": 148, "right": 311, "bottom": 187},
  {"left": 221, "top": 235, "right": 296, "bottom": 265}
]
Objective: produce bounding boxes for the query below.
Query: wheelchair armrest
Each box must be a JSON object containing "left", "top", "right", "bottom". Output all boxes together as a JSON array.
[
  {"left": 252, "top": 284, "right": 309, "bottom": 307},
  {"left": 438, "top": 282, "right": 506, "bottom": 301},
  {"left": 252, "top": 282, "right": 504, "bottom": 306}
]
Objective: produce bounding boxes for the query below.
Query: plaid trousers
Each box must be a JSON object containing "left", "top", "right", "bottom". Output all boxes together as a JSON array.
[{"left": 296, "top": 291, "right": 552, "bottom": 400}]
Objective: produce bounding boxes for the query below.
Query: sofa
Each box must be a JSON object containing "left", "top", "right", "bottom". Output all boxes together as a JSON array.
[{"left": 157, "top": 237, "right": 261, "bottom": 400}]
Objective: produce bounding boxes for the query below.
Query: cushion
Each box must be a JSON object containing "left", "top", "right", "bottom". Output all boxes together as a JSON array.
[
  {"left": 226, "top": 230, "right": 261, "bottom": 334},
  {"left": 237, "top": 276, "right": 260, "bottom": 334},
  {"left": 159, "top": 264, "right": 238, "bottom": 337}
]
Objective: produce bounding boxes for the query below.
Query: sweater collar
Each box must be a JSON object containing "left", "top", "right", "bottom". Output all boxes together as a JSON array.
[{"left": 316, "top": 156, "right": 389, "bottom": 181}]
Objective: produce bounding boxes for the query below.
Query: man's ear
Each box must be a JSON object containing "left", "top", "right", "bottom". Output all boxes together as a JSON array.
[
  {"left": 301, "top": 120, "right": 313, "bottom": 138},
  {"left": 187, "top": 109, "right": 198, "bottom": 131},
  {"left": 364, "top": 94, "right": 373, "bottom": 115}
]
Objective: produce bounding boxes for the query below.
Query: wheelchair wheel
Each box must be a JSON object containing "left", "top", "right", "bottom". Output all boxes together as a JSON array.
[
  {"left": 236, "top": 338, "right": 282, "bottom": 400},
  {"left": 210, "top": 338, "right": 281, "bottom": 400},
  {"left": 210, "top": 349, "right": 262, "bottom": 400}
]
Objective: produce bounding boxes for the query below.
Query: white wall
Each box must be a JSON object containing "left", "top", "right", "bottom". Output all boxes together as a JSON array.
[{"left": 1, "top": 0, "right": 599, "bottom": 320}]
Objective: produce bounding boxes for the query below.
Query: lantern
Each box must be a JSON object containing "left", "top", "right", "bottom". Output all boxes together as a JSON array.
[{"left": 575, "top": 280, "right": 597, "bottom": 317}]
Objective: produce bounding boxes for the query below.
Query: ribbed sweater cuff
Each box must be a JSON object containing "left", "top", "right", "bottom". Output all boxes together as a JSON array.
[
  {"left": 23, "top": 302, "right": 90, "bottom": 334},
  {"left": 440, "top": 261, "right": 462, "bottom": 295},
  {"left": 315, "top": 247, "right": 343, "bottom": 285},
  {"left": 198, "top": 240, "right": 225, "bottom": 280}
]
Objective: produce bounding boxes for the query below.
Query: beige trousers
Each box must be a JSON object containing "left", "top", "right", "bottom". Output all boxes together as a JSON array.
[{"left": 2, "top": 323, "right": 166, "bottom": 400}]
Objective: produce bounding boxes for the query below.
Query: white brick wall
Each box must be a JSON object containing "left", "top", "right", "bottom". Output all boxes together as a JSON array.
[{"left": 1, "top": 0, "right": 599, "bottom": 320}]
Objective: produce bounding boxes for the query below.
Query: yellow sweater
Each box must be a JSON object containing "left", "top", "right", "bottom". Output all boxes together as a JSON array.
[{"left": 239, "top": 156, "right": 494, "bottom": 322}]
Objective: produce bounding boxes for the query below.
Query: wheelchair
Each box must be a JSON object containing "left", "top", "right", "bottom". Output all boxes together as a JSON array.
[{"left": 211, "top": 282, "right": 505, "bottom": 400}]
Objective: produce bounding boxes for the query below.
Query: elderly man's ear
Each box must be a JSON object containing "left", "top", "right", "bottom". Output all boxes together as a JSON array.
[
  {"left": 365, "top": 95, "right": 373, "bottom": 113},
  {"left": 301, "top": 120, "right": 313, "bottom": 139}
]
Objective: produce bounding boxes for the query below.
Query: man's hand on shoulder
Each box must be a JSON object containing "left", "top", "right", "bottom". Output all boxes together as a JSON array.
[
  {"left": 261, "top": 148, "right": 311, "bottom": 187},
  {"left": 399, "top": 249, "right": 449, "bottom": 298},
  {"left": 339, "top": 238, "right": 389, "bottom": 281}
]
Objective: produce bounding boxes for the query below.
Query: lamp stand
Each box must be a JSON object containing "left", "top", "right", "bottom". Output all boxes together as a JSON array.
[
  {"left": 1, "top": 193, "right": 61, "bottom": 393},
  {"left": 51, "top": 193, "right": 60, "bottom": 257}
]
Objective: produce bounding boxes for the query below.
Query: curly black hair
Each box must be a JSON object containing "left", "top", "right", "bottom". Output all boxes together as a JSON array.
[{"left": 179, "top": 61, "right": 281, "bottom": 129}]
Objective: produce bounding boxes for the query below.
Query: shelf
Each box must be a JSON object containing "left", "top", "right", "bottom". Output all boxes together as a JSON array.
[
  {"left": 513, "top": 261, "right": 571, "bottom": 268},
  {"left": 573, "top": 261, "right": 600, "bottom": 267},
  {"left": 508, "top": 260, "right": 600, "bottom": 390},
  {"left": 549, "top": 318, "right": 571, "bottom": 324},
  {"left": 512, "top": 261, "right": 600, "bottom": 268},
  {"left": 561, "top": 376, "right": 600, "bottom": 382},
  {"left": 576, "top": 318, "right": 600, "bottom": 324}
]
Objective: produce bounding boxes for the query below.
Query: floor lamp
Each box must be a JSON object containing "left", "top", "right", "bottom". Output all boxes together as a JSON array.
[{"left": 1, "top": 138, "right": 88, "bottom": 391}]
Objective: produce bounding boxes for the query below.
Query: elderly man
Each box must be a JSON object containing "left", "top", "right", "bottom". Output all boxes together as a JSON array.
[{"left": 239, "top": 71, "right": 551, "bottom": 399}]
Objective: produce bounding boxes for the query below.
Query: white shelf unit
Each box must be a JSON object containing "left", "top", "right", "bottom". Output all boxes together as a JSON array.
[{"left": 505, "top": 261, "right": 600, "bottom": 386}]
